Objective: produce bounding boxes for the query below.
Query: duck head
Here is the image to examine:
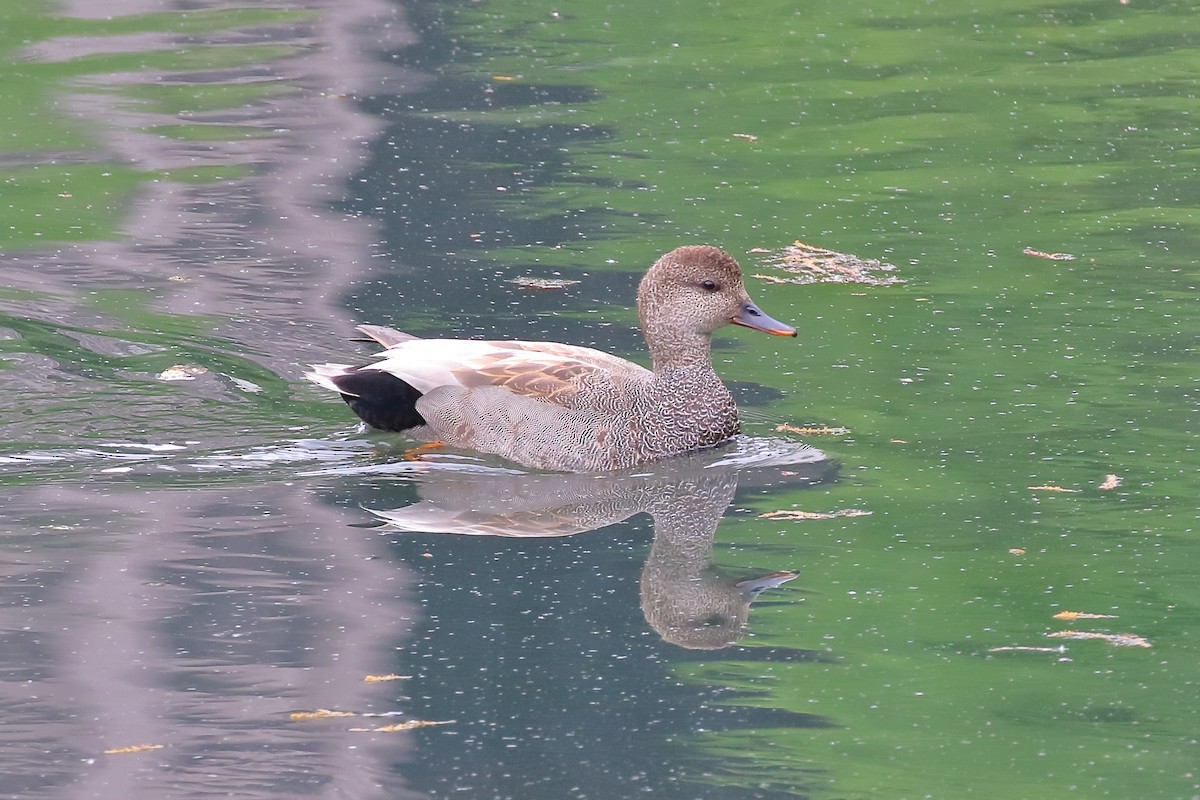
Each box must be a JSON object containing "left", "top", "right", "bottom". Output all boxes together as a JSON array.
[{"left": 637, "top": 245, "right": 795, "bottom": 365}]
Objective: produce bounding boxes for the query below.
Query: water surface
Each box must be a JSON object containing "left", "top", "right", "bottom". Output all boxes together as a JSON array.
[{"left": 1, "top": 1, "right": 1197, "bottom": 798}]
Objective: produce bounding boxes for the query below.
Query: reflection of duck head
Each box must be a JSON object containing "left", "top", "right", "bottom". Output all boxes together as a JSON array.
[
  {"left": 366, "top": 437, "right": 834, "bottom": 648},
  {"left": 634, "top": 467, "right": 808, "bottom": 650},
  {"left": 630, "top": 471, "right": 784, "bottom": 648},
  {"left": 641, "top": 566, "right": 798, "bottom": 650}
]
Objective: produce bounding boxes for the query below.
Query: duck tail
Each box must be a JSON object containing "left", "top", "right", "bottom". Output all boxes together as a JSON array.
[
  {"left": 354, "top": 324, "right": 419, "bottom": 349},
  {"left": 305, "top": 364, "right": 426, "bottom": 432}
]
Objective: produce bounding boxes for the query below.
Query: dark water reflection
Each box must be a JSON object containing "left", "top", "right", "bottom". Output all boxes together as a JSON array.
[
  {"left": 341, "top": 440, "right": 836, "bottom": 800},
  {"left": 363, "top": 438, "right": 831, "bottom": 649}
]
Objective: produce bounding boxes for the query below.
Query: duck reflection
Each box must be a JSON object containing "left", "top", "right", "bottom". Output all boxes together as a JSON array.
[{"left": 368, "top": 437, "right": 835, "bottom": 649}]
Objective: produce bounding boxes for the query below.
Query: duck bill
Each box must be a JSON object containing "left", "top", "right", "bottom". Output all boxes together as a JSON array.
[{"left": 730, "top": 300, "right": 797, "bottom": 337}]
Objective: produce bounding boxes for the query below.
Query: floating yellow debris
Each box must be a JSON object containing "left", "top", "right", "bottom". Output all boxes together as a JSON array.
[
  {"left": 350, "top": 720, "right": 454, "bottom": 733},
  {"left": 1028, "top": 485, "right": 1081, "bottom": 493},
  {"left": 1022, "top": 247, "right": 1076, "bottom": 261},
  {"left": 364, "top": 674, "right": 411, "bottom": 683},
  {"left": 755, "top": 240, "right": 904, "bottom": 286},
  {"left": 103, "top": 744, "right": 164, "bottom": 755},
  {"left": 508, "top": 276, "right": 581, "bottom": 290},
  {"left": 1045, "top": 630, "right": 1150, "bottom": 648},
  {"left": 732, "top": 133, "right": 759, "bottom": 142},
  {"left": 1008, "top": 548, "right": 1026, "bottom": 555},
  {"left": 1053, "top": 611, "right": 1118, "bottom": 621},
  {"left": 988, "top": 645, "right": 1064, "bottom": 654},
  {"left": 775, "top": 423, "right": 851, "bottom": 436},
  {"left": 759, "top": 509, "right": 872, "bottom": 521},
  {"left": 1098, "top": 474, "right": 1122, "bottom": 490},
  {"left": 290, "top": 709, "right": 357, "bottom": 721}
]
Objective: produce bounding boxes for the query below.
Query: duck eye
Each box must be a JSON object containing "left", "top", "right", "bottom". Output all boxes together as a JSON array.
[{"left": 699, "top": 279, "right": 719, "bottom": 292}]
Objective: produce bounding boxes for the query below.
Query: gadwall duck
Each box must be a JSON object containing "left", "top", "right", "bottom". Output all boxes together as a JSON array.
[{"left": 306, "top": 245, "right": 796, "bottom": 472}]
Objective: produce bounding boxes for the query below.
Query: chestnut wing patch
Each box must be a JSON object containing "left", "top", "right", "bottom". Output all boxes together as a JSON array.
[{"left": 452, "top": 356, "right": 594, "bottom": 404}]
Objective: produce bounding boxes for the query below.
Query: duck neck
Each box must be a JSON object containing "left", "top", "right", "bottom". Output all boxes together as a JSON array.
[{"left": 644, "top": 321, "right": 714, "bottom": 374}]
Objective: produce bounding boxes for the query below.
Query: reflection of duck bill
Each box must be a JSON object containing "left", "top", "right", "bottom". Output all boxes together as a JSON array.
[{"left": 736, "top": 571, "right": 799, "bottom": 598}]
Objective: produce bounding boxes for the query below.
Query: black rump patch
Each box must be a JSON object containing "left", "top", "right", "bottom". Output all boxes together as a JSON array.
[{"left": 331, "top": 369, "right": 426, "bottom": 431}]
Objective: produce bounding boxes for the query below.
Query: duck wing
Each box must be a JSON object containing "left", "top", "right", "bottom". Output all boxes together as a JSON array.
[{"left": 364, "top": 338, "right": 651, "bottom": 407}]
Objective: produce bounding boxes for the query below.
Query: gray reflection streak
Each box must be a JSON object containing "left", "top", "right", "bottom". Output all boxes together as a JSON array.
[
  {"left": 7, "top": 0, "right": 423, "bottom": 378},
  {"left": 1, "top": 1, "right": 428, "bottom": 798},
  {"left": 2, "top": 482, "right": 422, "bottom": 800}
]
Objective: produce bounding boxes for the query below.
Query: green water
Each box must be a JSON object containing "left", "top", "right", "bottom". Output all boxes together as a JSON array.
[
  {"left": 421, "top": 2, "right": 1200, "bottom": 796},
  {"left": 1, "top": 0, "right": 1197, "bottom": 797}
]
